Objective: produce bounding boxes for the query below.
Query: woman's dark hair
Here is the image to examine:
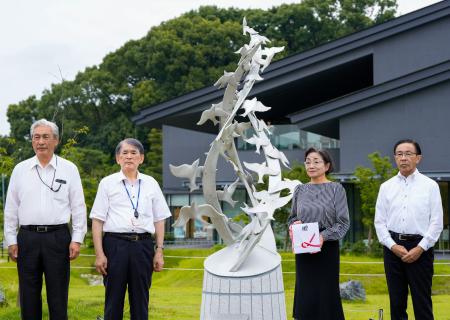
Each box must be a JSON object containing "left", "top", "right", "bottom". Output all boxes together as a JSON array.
[
  {"left": 304, "top": 147, "right": 334, "bottom": 174},
  {"left": 393, "top": 139, "right": 422, "bottom": 155},
  {"left": 115, "top": 138, "right": 145, "bottom": 155}
]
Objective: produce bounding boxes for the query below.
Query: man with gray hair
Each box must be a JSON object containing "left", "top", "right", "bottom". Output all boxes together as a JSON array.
[
  {"left": 90, "top": 138, "right": 171, "bottom": 320},
  {"left": 4, "top": 118, "right": 87, "bottom": 320}
]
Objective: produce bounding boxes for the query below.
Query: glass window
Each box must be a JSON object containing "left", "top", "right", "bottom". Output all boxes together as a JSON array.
[{"left": 236, "top": 124, "right": 339, "bottom": 150}]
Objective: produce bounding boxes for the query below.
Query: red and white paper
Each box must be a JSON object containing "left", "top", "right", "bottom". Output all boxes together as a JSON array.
[{"left": 291, "top": 222, "right": 321, "bottom": 254}]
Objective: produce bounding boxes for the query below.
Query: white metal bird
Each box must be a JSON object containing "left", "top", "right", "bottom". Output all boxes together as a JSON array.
[
  {"left": 241, "top": 193, "right": 292, "bottom": 220},
  {"left": 172, "top": 202, "right": 211, "bottom": 228},
  {"left": 197, "top": 103, "right": 230, "bottom": 126},
  {"left": 244, "top": 134, "right": 270, "bottom": 154},
  {"left": 169, "top": 159, "right": 203, "bottom": 192},
  {"left": 241, "top": 98, "right": 271, "bottom": 117},
  {"left": 270, "top": 178, "right": 302, "bottom": 194},
  {"left": 255, "top": 119, "right": 273, "bottom": 135},
  {"left": 214, "top": 71, "right": 239, "bottom": 89},
  {"left": 257, "top": 46, "right": 285, "bottom": 72},
  {"left": 265, "top": 147, "right": 290, "bottom": 168},
  {"left": 243, "top": 161, "right": 279, "bottom": 183},
  {"left": 233, "top": 122, "right": 252, "bottom": 138},
  {"left": 217, "top": 178, "right": 239, "bottom": 207}
]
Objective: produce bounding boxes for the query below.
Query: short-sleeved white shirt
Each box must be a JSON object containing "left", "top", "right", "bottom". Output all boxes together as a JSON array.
[{"left": 90, "top": 171, "right": 171, "bottom": 233}]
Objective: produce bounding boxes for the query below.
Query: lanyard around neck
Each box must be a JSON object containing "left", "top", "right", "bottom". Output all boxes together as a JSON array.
[
  {"left": 35, "top": 156, "right": 61, "bottom": 192},
  {"left": 122, "top": 179, "right": 141, "bottom": 218}
]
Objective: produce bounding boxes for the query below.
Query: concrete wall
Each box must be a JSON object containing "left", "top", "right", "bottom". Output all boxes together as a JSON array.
[
  {"left": 373, "top": 17, "right": 450, "bottom": 84},
  {"left": 339, "top": 80, "right": 450, "bottom": 173}
]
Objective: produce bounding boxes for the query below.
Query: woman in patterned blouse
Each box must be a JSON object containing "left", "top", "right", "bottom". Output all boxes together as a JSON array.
[{"left": 288, "top": 147, "right": 350, "bottom": 320}]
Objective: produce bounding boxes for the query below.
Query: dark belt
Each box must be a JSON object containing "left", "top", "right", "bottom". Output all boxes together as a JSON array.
[
  {"left": 389, "top": 231, "right": 422, "bottom": 241},
  {"left": 20, "top": 223, "right": 68, "bottom": 233},
  {"left": 104, "top": 232, "right": 152, "bottom": 241}
]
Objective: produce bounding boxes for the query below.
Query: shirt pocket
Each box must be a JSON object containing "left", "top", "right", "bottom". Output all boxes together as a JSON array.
[
  {"left": 139, "top": 194, "right": 153, "bottom": 218},
  {"left": 53, "top": 184, "right": 69, "bottom": 203}
]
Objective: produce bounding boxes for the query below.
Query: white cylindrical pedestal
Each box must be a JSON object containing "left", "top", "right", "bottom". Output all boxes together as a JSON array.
[{"left": 200, "top": 246, "right": 286, "bottom": 320}]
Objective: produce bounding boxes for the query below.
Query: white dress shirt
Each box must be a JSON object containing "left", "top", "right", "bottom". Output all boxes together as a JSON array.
[
  {"left": 4, "top": 155, "right": 87, "bottom": 246},
  {"left": 89, "top": 171, "right": 171, "bottom": 233},
  {"left": 375, "top": 169, "right": 443, "bottom": 251}
]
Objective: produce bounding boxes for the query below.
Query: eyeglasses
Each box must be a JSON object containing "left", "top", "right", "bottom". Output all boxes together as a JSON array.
[
  {"left": 32, "top": 134, "right": 53, "bottom": 141},
  {"left": 304, "top": 160, "right": 324, "bottom": 166},
  {"left": 394, "top": 152, "right": 417, "bottom": 158}
]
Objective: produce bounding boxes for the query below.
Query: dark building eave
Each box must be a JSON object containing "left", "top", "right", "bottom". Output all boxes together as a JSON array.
[
  {"left": 132, "top": 1, "right": 450, "bottom": 129},
  {"left": 288, "top": 60, "right": 450, "bottom": 138}
]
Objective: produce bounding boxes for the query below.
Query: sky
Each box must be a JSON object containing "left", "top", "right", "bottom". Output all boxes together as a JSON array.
[{"left": 0, "top": 0, "right": 442, "bottom": 136}]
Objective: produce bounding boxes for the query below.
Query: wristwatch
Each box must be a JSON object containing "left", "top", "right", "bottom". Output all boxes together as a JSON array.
[{"left": 155, "top": 245, "right": 164, "bottom": 250}]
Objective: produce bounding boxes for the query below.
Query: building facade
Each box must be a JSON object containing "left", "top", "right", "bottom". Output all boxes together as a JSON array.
[{"left": 133, "top": 1, "right": 450, "bottom": 248}]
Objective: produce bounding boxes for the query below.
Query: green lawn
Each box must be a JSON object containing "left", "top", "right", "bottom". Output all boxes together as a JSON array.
[{"left": 1, "top": 248, "right": 449, "bottom": 319}]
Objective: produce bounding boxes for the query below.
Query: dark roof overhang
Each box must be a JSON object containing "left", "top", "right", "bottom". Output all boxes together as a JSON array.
[{"left": 287, "top": 60, "right": 450, "bottom": 139}]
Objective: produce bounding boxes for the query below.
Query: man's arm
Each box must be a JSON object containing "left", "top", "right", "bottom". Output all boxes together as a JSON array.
[
  {"left": 92, "top": 218, "right": 108, "bottom": 275},
  {"left": 153, "top": 220, "right": 165, "bottom": 272},
  {"left": 374, "top": 184, "right": 408, "bottom": 258},
  {"left": 69, "top": 165, "right": 87, "bottom": 251},
  {"left": 4, "top": 167, "right": 19, "bottom": 261},
  {"left": 403, "top": 182, "right": 444, "bottom": 263}
]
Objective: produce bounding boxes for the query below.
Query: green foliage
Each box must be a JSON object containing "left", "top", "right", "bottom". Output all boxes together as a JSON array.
[
  {"left": 141, "top": 128, "right": 163, "bottom": 184},
  {"left": 353, "top": 152, "right": 397, "bottom": 249},
  {"left": 0, "top": 137, "right": 15, "bottom": 176}
]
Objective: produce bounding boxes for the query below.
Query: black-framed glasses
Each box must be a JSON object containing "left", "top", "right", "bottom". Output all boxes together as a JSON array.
[{"left": 394, "top": 152, "right": 417, "bottom": 158}]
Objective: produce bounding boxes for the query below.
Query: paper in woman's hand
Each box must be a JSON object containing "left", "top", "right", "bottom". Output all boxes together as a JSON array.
[{"left": 291, "top": 222, "right": 321, "bottom": 254}]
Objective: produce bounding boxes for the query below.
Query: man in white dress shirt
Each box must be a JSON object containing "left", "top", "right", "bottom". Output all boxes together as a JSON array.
[
  {"left": 90, "top": 138, "right": 171, "bottom": 320},
  {"left": 4, "top": 119, "right": 87, "bottom": 320},
  {"left": 375, "top": 139, "right": 443, "bottom": 320}
]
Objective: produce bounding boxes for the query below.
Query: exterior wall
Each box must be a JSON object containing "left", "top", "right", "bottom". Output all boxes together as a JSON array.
[
  {"left": 373, "top": 17, "right": 450, "bottom": 84},
  {"left": 339, "top": 80, "right": 450, "bottom": 173}
]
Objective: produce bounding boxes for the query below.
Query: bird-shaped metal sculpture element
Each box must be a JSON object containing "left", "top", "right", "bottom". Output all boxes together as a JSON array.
[
  {"left": 169, "top": 159, "right": 203, "bottom": 192},
  {"left": 241, "top": 98, "right": 271, "bottom": 117},
  {"left": 172, "top": 202, "right": 211, "bottom": 228},
  {"left": 217, "top": 178, "right": 239, "bottom": 207},
  {"left": 265, "top": 146, "right": 290, "bottom": 168},
  {"left": 214, "top": 71, "right": 239, "bottom": 89},
  {"left": 197, "top": 102, "right": 230, "bottom": 126},
  {"left": 241, "top": 193, "right": 292, "bottom": 221},
  {"left": 257, "top": 46, "right": 285, "bottom": 72},
  {"left": 243, "top": 161, "right": 280, "bottom": 183},
  {"left": 244, "top": 134, "right": 270, "bottom": 154},
  {"left": 233, "top": 122, "right": 252, "bottom": 139}
]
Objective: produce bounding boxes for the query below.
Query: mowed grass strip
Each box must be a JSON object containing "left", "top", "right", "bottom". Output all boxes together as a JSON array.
[{"left": 1, "top": 248, "right": 449, "bottom": 319}]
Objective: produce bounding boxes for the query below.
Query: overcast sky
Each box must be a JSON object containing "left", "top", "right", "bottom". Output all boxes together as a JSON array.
[{"left": 0, "top": 0, "right": 442, "bottom": 135}]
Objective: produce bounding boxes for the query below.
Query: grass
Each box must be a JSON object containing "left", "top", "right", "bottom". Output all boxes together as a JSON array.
[{"left": 1, "top": 248, "right": 450, "bottom": 319}]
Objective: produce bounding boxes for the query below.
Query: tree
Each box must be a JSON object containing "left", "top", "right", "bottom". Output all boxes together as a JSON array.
[
  {"left": 141, "top": 128, "right": 163, "bottom": 184},
  {"left": 353, "top": 152, "right": 397, "bottom": 251}
]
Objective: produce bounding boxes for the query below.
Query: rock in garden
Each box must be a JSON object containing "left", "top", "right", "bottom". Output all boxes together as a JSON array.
[{"left": 339, "top": 280, "right": 366, "bottom": 301}]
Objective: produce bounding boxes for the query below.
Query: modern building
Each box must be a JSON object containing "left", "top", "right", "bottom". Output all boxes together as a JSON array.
[{"left": 133, "top": 0, "right": 450, "bottom": 248}]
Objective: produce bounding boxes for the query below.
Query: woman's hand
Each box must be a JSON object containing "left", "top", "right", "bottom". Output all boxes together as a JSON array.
[{"left": 319, "top": 234, "right": 324, "bottom": 248}]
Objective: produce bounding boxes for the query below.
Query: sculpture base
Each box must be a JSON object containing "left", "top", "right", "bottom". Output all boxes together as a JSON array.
[{"left": 200, "top": 262, "right": 286, "bottom": 320}]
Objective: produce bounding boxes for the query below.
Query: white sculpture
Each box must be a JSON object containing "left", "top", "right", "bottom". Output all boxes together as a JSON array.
[{"left": 170, "top": 18, "right": 301, "bottom": 319}]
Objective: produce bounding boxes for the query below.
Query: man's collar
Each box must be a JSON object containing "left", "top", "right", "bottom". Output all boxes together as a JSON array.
[
  {"left": 397, "top": 168, "right": 420, "bottom": 180},
  {"left": 30, "top": 154, "right": 57, "bottom": 169},
  {"left": 117, "top": 170, "right": 142, "bottom": 183}
]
